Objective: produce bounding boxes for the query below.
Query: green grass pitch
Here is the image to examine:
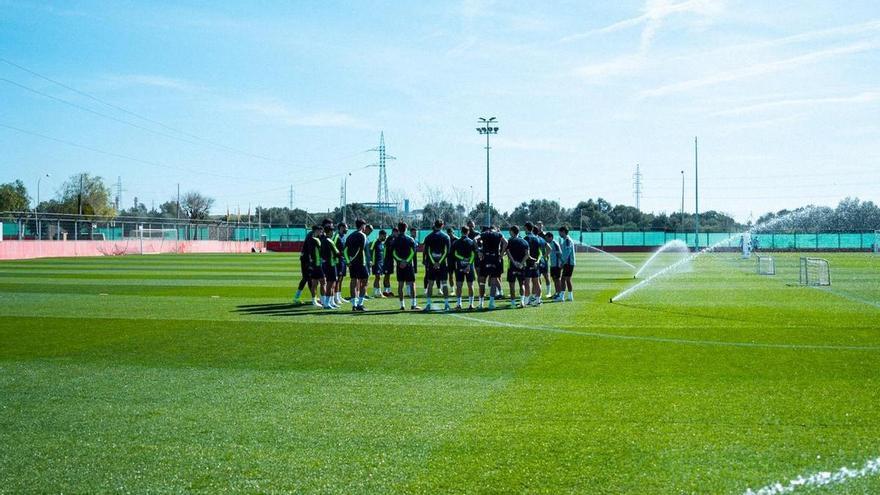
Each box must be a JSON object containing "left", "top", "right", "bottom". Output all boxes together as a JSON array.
[{"left": 1, "top": 251, "right": 878, "bottom": 493}]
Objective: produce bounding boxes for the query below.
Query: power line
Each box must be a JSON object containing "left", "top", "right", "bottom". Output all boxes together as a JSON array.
[
  {"left": 0, "top": 57, "right": 372, "bottom": 171},
  {"left": 0, "top": 56, "right": 288, "bottom": 164},
  {"left": 0, "top": 122, "right": 259, "bottom": 181}
]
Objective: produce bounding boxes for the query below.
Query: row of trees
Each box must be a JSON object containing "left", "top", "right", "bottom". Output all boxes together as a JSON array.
[
  {"left": 0, "top": 174, "right": 214, "bottom": 221},
  {"left": 3, "top": 174, "right": 880, "bottom": 231}
]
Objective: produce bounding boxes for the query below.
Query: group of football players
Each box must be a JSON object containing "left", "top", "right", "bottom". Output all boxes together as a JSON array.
[{"left": 293, "top": 217, "right": 577, "bottom": 312}]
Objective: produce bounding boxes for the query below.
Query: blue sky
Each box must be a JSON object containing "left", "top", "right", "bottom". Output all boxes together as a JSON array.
[{"left": 1, "top": 0, "right": 878, "bottom": 221}]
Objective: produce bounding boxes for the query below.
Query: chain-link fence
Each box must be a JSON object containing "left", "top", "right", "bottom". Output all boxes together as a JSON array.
[{"left": 2, "top": 212, "right": 877, "bottom": 250}]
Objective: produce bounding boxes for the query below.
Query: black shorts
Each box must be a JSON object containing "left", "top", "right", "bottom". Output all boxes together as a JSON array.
[
  {"left": 426, "top": 263, "right": 448, "bottom": 281},
  {"left": 562, "top": 264, "right": 574, "bottom": 277},
  {"left": 396, "top": 262, "right": 416, "bottom": 283},
  {"left": 507, "top": 266, "right": 524, "bottom": 284},
  {"left": 523, "top": 260, "right": 539, "bottom": 279},
  {"left": 336, "top": 262, "right": 347, "bottom": 278},
  {"left": 538, "top": 261, "right": 548, "bottom": 276},
  {"left": 349, "top": 263, "right": 369, "bottom": 280},
  {"left": 480, "top": 254, "right": 503, "bottom": 278},
  {"left": 550, "top": 266, "right": 562, "bottom": 279},
  {"left": 454, "top": 261, "right": 475, "bottom": 283},
  {"left": 309, "top": 265, "right": 324, "bottom": 280},
  {"left": 383, "top": 257, "right": 394, "bottom": 274},
  {"left": 300, "top": 257, "right": 310, "bottom": 278},
  {"left": 371, "top": 263, "right": 385, "bottom": 276},
  {"left": 323, "top": 263, "right": 337, "bottom": 282}
]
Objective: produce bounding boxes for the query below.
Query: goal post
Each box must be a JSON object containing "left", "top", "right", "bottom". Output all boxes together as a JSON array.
[
  {"left": 799, "top": 257, "right": 831, "bottom": 286},
  {"left": 756, "top": 255, "right": 775, "bottom": 275},
  {"left": 127, "top": 226, "right": 180, "bottom": 254}
]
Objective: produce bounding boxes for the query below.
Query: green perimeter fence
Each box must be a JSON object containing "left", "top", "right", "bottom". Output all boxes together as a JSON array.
[{"left": 2, "top": 216, "right": 877, "bottom": 250}]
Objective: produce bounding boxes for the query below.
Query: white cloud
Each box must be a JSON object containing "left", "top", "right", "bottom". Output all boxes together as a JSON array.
[
  {"left": 561, "top": 0, "right": 725, "bottom": 48},
  {"left": 103, "top": 74, "right": 199, "bottom": 92},
  {"left": 575, "top": 54, "right": 649, "bottom": 80},
  {"left": 638, "top": 42, "right": 880, "bottom": 98},
  {"left": 236, "top": 98, "right": 367, "bottom": 129},
  {"left": 716, "top": 91, "right": 880, "bottom": 116}
]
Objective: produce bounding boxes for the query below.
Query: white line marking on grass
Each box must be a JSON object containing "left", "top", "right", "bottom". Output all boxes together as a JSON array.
[
  {"left": 813, "top": 287, "right": 880, "bottom": 310},
  {"left": 98, "top": 293, "right": 109, "bottom": 296},
  {"left": 744, "top": 456, "right": 880, "bottom": 494},
  {"left": 448, "top": 314, "right": 880, "bottom": 351}
]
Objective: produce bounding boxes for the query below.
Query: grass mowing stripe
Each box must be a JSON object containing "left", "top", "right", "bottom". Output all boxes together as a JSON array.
[{"left": 449, "top": 313, "right": 880, "bottom": 351}]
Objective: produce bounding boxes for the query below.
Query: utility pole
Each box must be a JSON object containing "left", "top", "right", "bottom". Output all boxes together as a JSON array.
[
  {"left": 36, "top": 173, "right": 50, "bottom": 241},
  {"left": 633, "top": 164, "right": 642, "bottom": 211},
  {"left": 289, "top": 185, "right": 294, "bottom": 210},
  {"left": 115, "top": 176, "right": 122, "bottom": 211},
  {"left": 694, "top": 137, "right": 700, "bottom": 249},
  {"left": 78, "top": 173, "right": 84, "bottom": 216},
  {"left": 476, "top": 117, "right": 499, "bottom": 227}
]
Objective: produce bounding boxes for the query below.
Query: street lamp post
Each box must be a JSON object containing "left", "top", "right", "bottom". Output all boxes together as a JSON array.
[
  {"left": 36, "top": 173, "right": 50, "bottom": 241},
  {"left": 342, "top": 172, "right": 352, "bottom": 224},
  {"left": 476, "top": 117, "right": 499, "bottom": 227},
  {"left": 680, "top": 170, "right": 685, "bottom": 233}
]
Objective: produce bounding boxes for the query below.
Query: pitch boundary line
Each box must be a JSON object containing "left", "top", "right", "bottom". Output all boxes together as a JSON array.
[
  {"left": 448, "top": 313, "right": 880, "bottom": 351},
  {"left": 812, "top": 286, "right": 880, "bottom": 310},
  {"left": 743, "top": 455, "right": 880, "bottom": 494}
]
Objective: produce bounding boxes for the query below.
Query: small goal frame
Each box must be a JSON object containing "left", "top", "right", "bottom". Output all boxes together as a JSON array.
[
  {"left": 756, "top": 256, "right": 775, "bottom": 275},
  {"left": 799, "top": 257, "right": 831, "bottom": 286}
]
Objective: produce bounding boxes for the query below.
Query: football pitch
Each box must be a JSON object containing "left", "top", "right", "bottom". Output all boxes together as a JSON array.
[{"left": 1, "top": 252, "right": 878, "bottom": 493}]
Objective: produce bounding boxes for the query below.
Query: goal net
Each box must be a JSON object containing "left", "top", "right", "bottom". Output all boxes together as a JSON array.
[
  {"left": 799, "top": 257, "right": 831, "bottom": 286},
  {"left": 756, "top": 256, "right": 775, "bottom": 275},
  {"left": 127, "top": 227, "right": 180, "bottom": 254},
  {"left": 128, "top": 228, "right": 179, "bottom": 240}
]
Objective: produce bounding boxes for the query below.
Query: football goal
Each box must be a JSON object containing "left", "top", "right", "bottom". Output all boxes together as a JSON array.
[
  {"left": 128, "top": 227, "right": 179, "bottom": 254},
  {"left": 799, "top": 257, "right": 831, "bottom": 286},
  {"left": 756, "top": 256, "right": 775, "bottom": 275}
]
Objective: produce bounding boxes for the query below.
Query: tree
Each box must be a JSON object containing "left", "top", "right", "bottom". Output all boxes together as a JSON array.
[
  {"left": 567, "top": 199, "right": 611, "bottom": 230},
  {"left": 329, "top": 203, "right": 381, "bottom": 226},
  {"left": 467, "top": 201, "right": 501, "bottom": 227},
  {"left": 508, "top": 199, "right": 564, "bottom": 227},
  {"left": 50, "top": 173, "right": 115, "bottom": 217},
  {"left": 0, "top": 180, "right": 29, "bottom": 211},
  {"left": 420, "top": 200, "right": 460, "bottom": 228},
  {"left": 180, "top": 191, "right": 214, "bottom": 220}
]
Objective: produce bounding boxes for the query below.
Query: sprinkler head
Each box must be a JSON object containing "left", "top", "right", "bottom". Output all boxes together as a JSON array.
[{"left": 609, "top": 298, "right": 613, "bottom": 303}]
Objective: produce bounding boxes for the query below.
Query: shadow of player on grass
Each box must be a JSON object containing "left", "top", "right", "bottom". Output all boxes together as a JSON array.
[{"left": 233, "top": 301, "right": 527, "bottom": 318}]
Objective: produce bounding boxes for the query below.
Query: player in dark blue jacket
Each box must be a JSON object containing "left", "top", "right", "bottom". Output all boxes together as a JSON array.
[
  {"left": 506, "top": 225, "right": 530, "bottom": 308},
  {"left": 422, "top": 219, "right": 451, "bottom": 311},
  {"left": 523, "top": 222, "right": 544, "bottom": 307},
  {"left": 452, "top": 226, "right": 477, "bottom": 310},
  {"left": 369, "top": 229, "right": 387, "bottom": 297},
  {"left": 477, "top": 225, "right": 505, "bottom": 309},
  {"left": 344, "top": 218, "right": 369, "bottom": 311},
  {"left": 392, "top": 222, "right": 420, "bottom": 311},
  {"left": 294, "top": 225, "right": 322, "bottom": 306}
]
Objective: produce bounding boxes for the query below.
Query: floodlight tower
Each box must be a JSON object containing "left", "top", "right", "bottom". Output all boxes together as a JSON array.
[
  {"left": 476, "top": 117, "right": 499, "bottom": 227},
  {"left": 369, "top": 132, "right": 395, "bottom": 206},
  {"left": 694, "top": 137, "right": 700, "bottom": 249}
]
